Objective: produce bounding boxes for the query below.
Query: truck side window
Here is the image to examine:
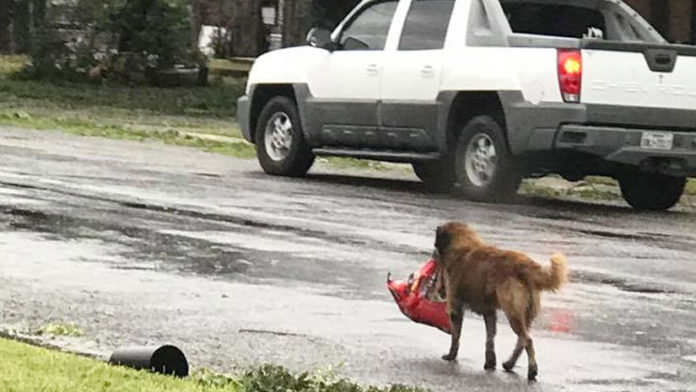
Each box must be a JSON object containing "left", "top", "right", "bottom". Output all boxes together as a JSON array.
[
  {"left": 399, "top": 0, "right": 455, "bottom": 50},
  {"left": 339, "top": 1, "right": 398, "bottom": 51}
]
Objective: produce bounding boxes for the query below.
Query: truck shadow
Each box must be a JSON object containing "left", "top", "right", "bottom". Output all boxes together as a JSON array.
[{"left": 302, "top": 172, "right": 692, "bottom": 216}]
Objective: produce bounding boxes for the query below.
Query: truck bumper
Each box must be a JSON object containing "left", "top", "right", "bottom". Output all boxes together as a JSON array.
[
  {"left": 236, "top": 95, "right": 253, "bottom": 143},
  {"left": 501, "top": 93, "right": 696, "bottom": 176},
  {"left": 555, "top": 125, "right": 696, "bottom": 176}
]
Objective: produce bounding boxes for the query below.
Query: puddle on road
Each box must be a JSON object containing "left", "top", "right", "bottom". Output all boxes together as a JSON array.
[
  {"left": 573, "top": 269, "right": 678, "bottom": 295},
  {"left": 574, "top": 228, "right": 647, "bottom": 240},
  {"left": 3, "top": 207, "right": 64, "bottom": 234},
  {"left": 0, "top": 204, "right": 252, "bottom": 273},
  {"left": 194, "top": 172, "right": 221, "bottom": 178},
  {"left": 0, "top": 202, "right": 396, "bottom": 301},
  {"left": 160, "top": 229, "right": 336, "bottom": 255}
]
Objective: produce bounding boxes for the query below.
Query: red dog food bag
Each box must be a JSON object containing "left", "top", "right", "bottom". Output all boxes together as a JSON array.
[{"left": 387, "top": 259, "right": 451, "bottom": 334}]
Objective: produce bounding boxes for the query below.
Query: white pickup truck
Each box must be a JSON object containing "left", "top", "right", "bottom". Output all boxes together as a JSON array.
[{"left": 237, "top": 0, "right": 696, "bottom": 210}]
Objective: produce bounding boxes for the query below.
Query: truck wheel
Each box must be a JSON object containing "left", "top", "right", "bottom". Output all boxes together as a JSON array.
[
  {"left": 454, "top": 115, "right": 521, "bottom": 202},
  {"left": 255, "top": 96, "right": 315, "bottom": 177},
  {"left": 412, "top": 158, "right": 456, "bottom": 193},
  {"left": 619, "top": 173, "right": 685, "bottom": 211}
]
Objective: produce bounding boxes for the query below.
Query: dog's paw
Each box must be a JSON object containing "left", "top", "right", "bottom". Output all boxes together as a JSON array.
[
  {"left": 527, "top": 366, "right": 538, "bottom": 381},
  {"left": 502, "top": 360, "right": 515, "bottom": 372},
  {"left": 484, "top": 352, "right": 496, "bottom": 370},
  {"left": 442, "top": 353, "right": 457, "bottom": 362}
]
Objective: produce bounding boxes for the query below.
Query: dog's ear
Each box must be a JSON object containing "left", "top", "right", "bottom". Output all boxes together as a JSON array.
[{"left": 434, "top": 225, "right": 451, "bottom": 255}]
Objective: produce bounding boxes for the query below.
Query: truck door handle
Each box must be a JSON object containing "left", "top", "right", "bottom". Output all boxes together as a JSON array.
[
  {"left": 366, "top": 64, "right": 379, "bottom": 76},
  {"left": 421, "top": 65, "right": 435, "bottom": 78}
]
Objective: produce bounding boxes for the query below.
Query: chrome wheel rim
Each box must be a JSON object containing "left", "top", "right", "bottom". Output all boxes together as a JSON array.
[
  {"left": 465, "top": 133, "right": 497, "bottom": 187},
  {"left": 264, "top": 112, "right": 294, "bottom": 161}
]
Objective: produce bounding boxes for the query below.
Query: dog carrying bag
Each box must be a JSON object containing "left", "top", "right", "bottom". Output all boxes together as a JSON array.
[{"left": 387, "top": 259, "right": 451, "bottom": 334}]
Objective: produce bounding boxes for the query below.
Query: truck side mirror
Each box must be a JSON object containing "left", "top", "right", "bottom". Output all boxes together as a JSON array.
[{"left": 306, "top": 27, "right": 335, "bottom": 51}]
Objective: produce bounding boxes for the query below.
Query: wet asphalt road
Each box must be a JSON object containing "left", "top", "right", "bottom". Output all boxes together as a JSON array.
[{"left": 0, "top": 126, "right": 695, "bottom": 392}]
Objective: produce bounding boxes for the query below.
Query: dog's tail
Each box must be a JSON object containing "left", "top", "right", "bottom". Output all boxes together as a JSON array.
[{"left": 532, "top": 253, "right": 568, "bottom": 292}]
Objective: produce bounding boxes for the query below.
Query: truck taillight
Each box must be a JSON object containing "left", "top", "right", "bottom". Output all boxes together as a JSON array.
[{"left": 558, "top": 49, "right": 582, "bottom": 103}]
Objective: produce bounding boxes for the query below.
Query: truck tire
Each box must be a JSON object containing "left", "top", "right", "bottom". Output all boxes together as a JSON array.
[
  {"left": 255, "top": 96, "right": 315, "bottom": 177},
  {"left": 454, "top": 115, "right": 521, "bottom": 202},
  {"left": 619, "top": 173, "right": 685, "bottom": 211},
  {"left": 412, "top": 158, "right": 456, "bottom": 193}
]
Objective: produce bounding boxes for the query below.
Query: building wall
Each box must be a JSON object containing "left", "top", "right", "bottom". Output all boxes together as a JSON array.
[
  {"left": 624, "top": 0, "right": 694, "bottom": 43},
  {"left": 668, "top": 0, "right": 693, "bottom": 43},
  {"left": 626, "top": 0, "right": 651, "bottom": 16}
]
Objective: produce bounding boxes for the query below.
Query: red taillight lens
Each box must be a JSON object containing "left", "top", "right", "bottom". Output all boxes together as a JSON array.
[{"left": 558, "top": 49, "right": 582, "bottom": 103}]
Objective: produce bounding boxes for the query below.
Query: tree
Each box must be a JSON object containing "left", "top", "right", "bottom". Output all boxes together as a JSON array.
[
  {"left": 197, "top": 0, "right": 265, "bottom": 57},
  {"left": 32, "top": 0, "right": 47, "bottom": 29},
  {"left": 228, "top": 0, "right": 265, "bottom": 56},
  {"left": 693, "top": 0, "right": 696, "bottom": 43},
  {"left": 282, "top": 0, "right": 312, "bottom": 47},
  {"left": 114, "top": 0, "right": 194, "bottom": 67},
  {"left": 0, "top": 0, "right": 50, "bottom": 54},
  {"left": 650, "top": 0, "right": 670, "bottom": 39},
  {"left": 190, "top": 0, "right": 201, "bottom": 51},
  {"left": 12, "top": 0, "right": 31, "bottom": 53},
  {"left": 0, "top": 0, "right": 14, "bottom": 53}
]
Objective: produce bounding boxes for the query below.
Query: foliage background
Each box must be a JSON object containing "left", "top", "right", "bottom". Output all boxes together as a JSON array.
[{"left": 1, "top": 0, "right": 202, "bottom": 83}]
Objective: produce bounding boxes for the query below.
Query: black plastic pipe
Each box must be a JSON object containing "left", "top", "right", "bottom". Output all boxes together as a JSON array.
[{"left": 109, "top": 345, "right": 189, "bottom": 377}]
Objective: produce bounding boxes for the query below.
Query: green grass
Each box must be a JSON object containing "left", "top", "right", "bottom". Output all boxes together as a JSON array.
[
  {"left": 0, "top": 55, "right": 26, "bottom": 75},
  {"left": 0, "top": 338, "right": 233, "bottom": 392},
  {"left": 585, "top": 176, "right": 619, "bottom": 187},
  {"left": 686, "top": 179, "right": 696, "bottom": 196},
  {"left": 520, "top": 179, "right": 620, "bottom": 202},
  {"left": 0, "top": 55, "right": 254, "bottom": 157},
  {"left": 0, "top": 338, "right": 425, "bottom": 392},
  {"left": 35, "top": 322, "right": 84, "bottom": 337},
  {"left": 568, "top": 186, "right": 619, "bottom": 201},
  {"left": 587, "top": 176, "right": 696, "bottom": 197},
  {"left": 519, "top": 181, "right": 564, "bottom": 200},
  {"left": 0, "top": 110, "right": 257, "bottom": 158},
  {"left": 209, "top": 58, "right": 253, "bottom": 78},
  {"left": 319, "top": 157, "right": 405, "bottom": 172}
]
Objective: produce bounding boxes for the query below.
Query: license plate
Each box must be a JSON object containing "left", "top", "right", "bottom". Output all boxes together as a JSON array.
[{"left": 641, "top": 132, "right": 673, "bottom": 151}]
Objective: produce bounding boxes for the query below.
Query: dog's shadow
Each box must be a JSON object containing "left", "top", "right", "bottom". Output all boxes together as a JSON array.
[{"left": 399, "top": 358, "right": 542, "bottom": 390}]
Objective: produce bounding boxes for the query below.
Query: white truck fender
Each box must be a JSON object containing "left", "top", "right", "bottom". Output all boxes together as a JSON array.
[{"left": 247, "top": 46, "right": 327, "bottom": 93}]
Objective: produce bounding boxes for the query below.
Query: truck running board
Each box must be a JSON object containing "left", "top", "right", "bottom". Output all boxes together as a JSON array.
[{"left": 312, "top": 148, "right": 442, "bottom": 163}]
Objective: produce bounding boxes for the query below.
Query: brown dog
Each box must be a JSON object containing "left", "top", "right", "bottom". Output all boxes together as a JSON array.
[{"left": 433, "top": 222, "right": 568, "bottom": 381}]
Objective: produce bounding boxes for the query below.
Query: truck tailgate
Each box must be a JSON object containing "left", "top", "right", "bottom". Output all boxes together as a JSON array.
[{"left": 581, "top": 41, "right": 696, "bottom": 110}]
